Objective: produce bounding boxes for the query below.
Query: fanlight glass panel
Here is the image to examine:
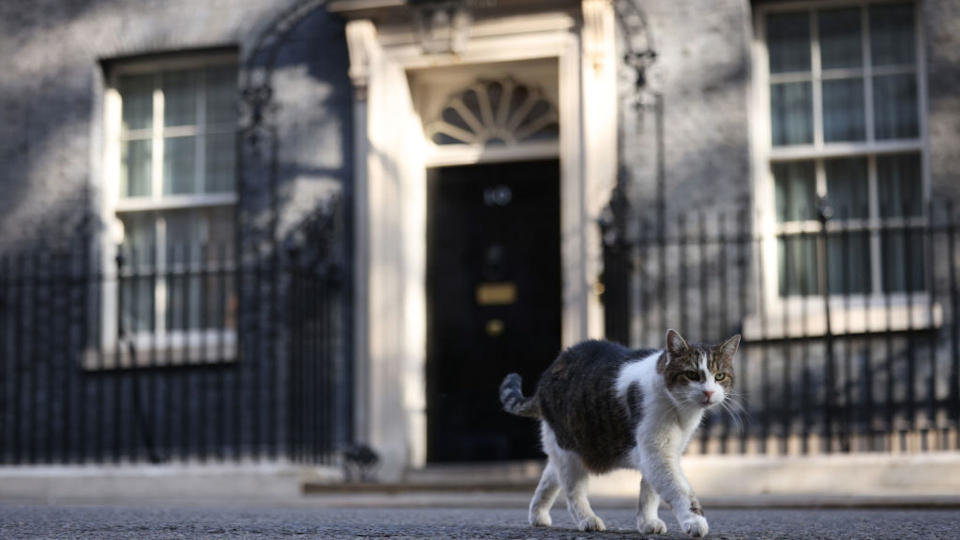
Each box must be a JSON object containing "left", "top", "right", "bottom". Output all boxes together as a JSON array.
[{"left": 426, "top": 78, "right": 559, "bottom": 146}]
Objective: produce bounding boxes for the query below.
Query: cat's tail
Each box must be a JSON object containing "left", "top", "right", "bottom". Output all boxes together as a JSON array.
[{"left": 499, "top": 373, "right": 541, "bottom": 419}]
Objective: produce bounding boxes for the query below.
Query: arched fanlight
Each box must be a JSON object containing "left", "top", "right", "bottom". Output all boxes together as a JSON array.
[{"left": 425, "top": 77, "right": 559, "bottom": 146}]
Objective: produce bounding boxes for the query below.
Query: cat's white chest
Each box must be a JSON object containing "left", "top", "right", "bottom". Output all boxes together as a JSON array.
[
  {"left": 625, "top": 398, "right": 704, "bottom": 469},
  {"left": 645, "top": 409, "right": 698, "bottom": 448},
  {"left": 616, "top": 351, "right": 706, "bottom": 469}
]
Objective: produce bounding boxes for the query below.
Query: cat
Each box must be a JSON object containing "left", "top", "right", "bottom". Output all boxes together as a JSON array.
[{"left": 499, "top": 329, "right": 740, "bottom": 538}]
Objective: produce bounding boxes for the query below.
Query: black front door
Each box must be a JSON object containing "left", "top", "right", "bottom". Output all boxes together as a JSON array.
[{"left": 426, "top": 159, "right": 562, "bottom": 463}]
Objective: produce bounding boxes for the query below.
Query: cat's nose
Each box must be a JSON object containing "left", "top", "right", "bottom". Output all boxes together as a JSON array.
[{"left": 703, "top": 390, "right": 714, "bottom": 400}]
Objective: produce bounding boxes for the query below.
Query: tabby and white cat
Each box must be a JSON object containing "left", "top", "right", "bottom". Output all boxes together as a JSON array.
[{"left": 500, "top": 329, "right": 740, "bottom": 538}]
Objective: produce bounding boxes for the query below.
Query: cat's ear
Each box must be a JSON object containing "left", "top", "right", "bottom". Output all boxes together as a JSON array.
[
  {"left": 717, "top": 334, "right": 742, "bottom": 360},
  {"left": 666, "top": 329, "right": 689, "bottom": 356}
]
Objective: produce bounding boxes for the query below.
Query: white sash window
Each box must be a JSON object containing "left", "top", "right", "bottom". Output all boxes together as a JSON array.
[
  {"left": 756, "top": 1, "right": 926, "bottom": 299},
  {"left": 104, "top": 54, "right": 238, "bottom": 358}
]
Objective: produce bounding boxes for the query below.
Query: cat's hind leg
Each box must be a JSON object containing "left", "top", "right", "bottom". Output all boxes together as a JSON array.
[
  {"left": 528, "top": 461, "right": 560, "bottom": 527},
  {"left": 637, "top": 477, "right": 667, "bottom": 534},
  {"left": 540, "top": 422, "right": 604, "bottom": 531},
  {"left": 553, "top": 450, "right": 605, "bottom": 531}
]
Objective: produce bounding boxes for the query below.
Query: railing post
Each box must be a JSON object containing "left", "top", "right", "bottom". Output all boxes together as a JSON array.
[
  {"left": 0, "top": 256, "right": 9, "bottom": 463},
  {"left": 817, "top": 196, "right": 839, "bottom": 453},
  {"left": 948, "top": 200, "right": 960, "bottom": 449},
  {"left": 113, "top": 246, "right": 125, "bottom": 463},
  {"left": 286, "top": 245, "right": 301, "bottom": 463}
]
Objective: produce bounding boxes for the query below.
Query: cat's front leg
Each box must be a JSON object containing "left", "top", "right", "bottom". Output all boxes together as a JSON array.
[
  {"left": 637, "top": 477, "right": 667, "bottom": 535},
  {"left": 639, "top": 449, "right": 708, "bottom": 538}
]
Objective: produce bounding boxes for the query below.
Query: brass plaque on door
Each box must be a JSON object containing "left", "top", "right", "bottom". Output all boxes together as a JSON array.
[{"left": 476, "top": 282, "right": 517, "bottom": 306}]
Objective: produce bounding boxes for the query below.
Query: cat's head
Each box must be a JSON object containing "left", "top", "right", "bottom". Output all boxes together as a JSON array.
[{"left": 658, "top": 329, "right": 741, "bottom": 410}]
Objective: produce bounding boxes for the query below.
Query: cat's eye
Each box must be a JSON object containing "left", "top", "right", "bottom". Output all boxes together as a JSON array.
[
  {"left": 684, "top": 370, "right": 700, "bottom": 381},
  {"left": 715, "top": 373, "right": 727, "bottom": 382}
]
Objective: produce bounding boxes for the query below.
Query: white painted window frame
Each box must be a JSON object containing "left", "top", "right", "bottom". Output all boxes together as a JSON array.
[
  {"left": 98, "top": 53, "right": 239, "bottom": 368},
  {"left": 747, "top": 0, "right": 938, "bottom": 339}
]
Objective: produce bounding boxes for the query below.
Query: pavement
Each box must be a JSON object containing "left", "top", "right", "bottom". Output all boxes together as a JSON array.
[{"left": 2, "top": 501, "right": 959, "bottom": 539}]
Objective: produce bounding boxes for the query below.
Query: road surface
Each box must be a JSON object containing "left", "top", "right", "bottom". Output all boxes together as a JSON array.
[{"left": 2, "top": 503, "right": 959, "bottom": 538}]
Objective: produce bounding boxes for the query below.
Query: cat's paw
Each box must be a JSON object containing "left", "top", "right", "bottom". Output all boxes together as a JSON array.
[
  {"left": 680, "top": 514, "right": 709, "bottom": 538},
  {"left": 529, "top": 510, "right": 552, "bottom": 527},
  {"left": 577, "top": 515, "right": 606, "bottom": 532},
  {"left": 638, "top": 516, "right": 668, "bottom": 535}
]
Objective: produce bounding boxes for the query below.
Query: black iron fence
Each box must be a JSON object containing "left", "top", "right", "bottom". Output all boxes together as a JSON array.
[
  {"left": 0, "top": 201, "right": 350, "bottom": 465},
  {"left": 601, "top": 193, "right": 960, "bottom": 455}
]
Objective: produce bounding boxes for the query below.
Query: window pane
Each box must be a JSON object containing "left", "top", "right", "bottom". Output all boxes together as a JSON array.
[
  {"left": 767, "top": 12, "right": 811, "bottom": 74},
  {"left": 205, "top": 66, "right": 237, "bottom": 127},
  {"left": 166, "top": 258, "right": 200, "bottom": 331},
  {"left": 121, "top": 139, "right": 152, "bottom": 198},
  {"left": 120, "top": 265, "right": 155, "bottom": 333},
  {"left": 773, "top": 161, "right": 816, "bottom": 222},
  {"left": 119, "top": 74, "right": 153, "bottom": 132},
  {"left": 778, "top": 234, "right": 818, "bottom": 296},
  {"left": 771, "top": 82, "right": 813, "bottom": 146},
  {"left": 163, "top": 70, "right": 199, "bottom": 127},
  {"left": 873, "top": 74, "right": 918, "bottom": 139},
  {"left": 165, "top": 206, "right": 235, "bottom": 264},
  {"left": 163, "top": 136, "right": 197, "bottom": 195},
  {"left": 825, "top": 157, "right": 869, "bottom": 218},
  {"left": 877, "top": 153, "right": 922, "bottom": 218},
  {"left": 819, "top": 8, "right": 862, "bottom": 70},
  {"left": 119, "top": 213, "right": 156, "bottom": 332},
  {"left": 202, "top": 206, "right": 235, "bottom": 329},
  {"left": 870, "top": 2, "right": 915, "bottom": 66},
  {"left": 165, "top": 209, "right": 203, "bottom": 259},
  {"left": 164, "top": 208, "right": 235, "bottom": 330},
  {"left": 120, "top": 212, "right": 156, "bottom": 256},
  {"left": 165, "top": 209, "right": 202, "bottom": 331},
  {"left": 204, "top": 132, "right": 235, "bottom": 193},
  {"left": 881, "top": 227, "right": 924, "bottom": 292},
  {"left": 828, "top": 231, "right": 871, "bottom": 294},
  {"left": 823, "top": 78, "right": 865, "bottom": 142}
]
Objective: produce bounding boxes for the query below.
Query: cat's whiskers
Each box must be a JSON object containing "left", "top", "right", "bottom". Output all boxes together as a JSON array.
[
  {"left": 719, "top": 402, "right": 743, "bottom": 432},
  {"left": 722, "top": 392, "right": 750, "bottom": 417},
  {"left": 715, "top": 395, "right": 748, "bottom": 433}
]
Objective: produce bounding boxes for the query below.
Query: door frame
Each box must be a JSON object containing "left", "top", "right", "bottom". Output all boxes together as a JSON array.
[{"left": 344, "top": 2, "right": 617, "bottom": 477}]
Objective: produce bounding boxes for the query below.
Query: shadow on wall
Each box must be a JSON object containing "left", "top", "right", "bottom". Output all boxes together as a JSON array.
[
  {"left": 615, "top": 0, "right": 752, "bottom": 225},
  {"left": 243, "top": 5, "right": 354, "bottom": 244},
  {"left": 0, "top": 72, "right": 98, "bottom": 253}
]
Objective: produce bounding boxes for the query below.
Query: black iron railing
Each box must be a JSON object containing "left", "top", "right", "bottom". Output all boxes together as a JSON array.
[
  {"left": 601, "top": 197, "right": 960, "bottom": 455},
  {"left": 0, "top": 201, "right": 349, "bottom": 465}
]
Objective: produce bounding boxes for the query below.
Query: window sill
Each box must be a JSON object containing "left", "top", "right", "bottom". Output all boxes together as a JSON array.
[
  {"left": 82, "top": 330, "right": 237, "bottom": 370},
  {"left": 115, "top": 192, "right": 238, "bottom": 213},
  {"left": 743, "top": 300, "right": 943, "bottom": 341}
]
